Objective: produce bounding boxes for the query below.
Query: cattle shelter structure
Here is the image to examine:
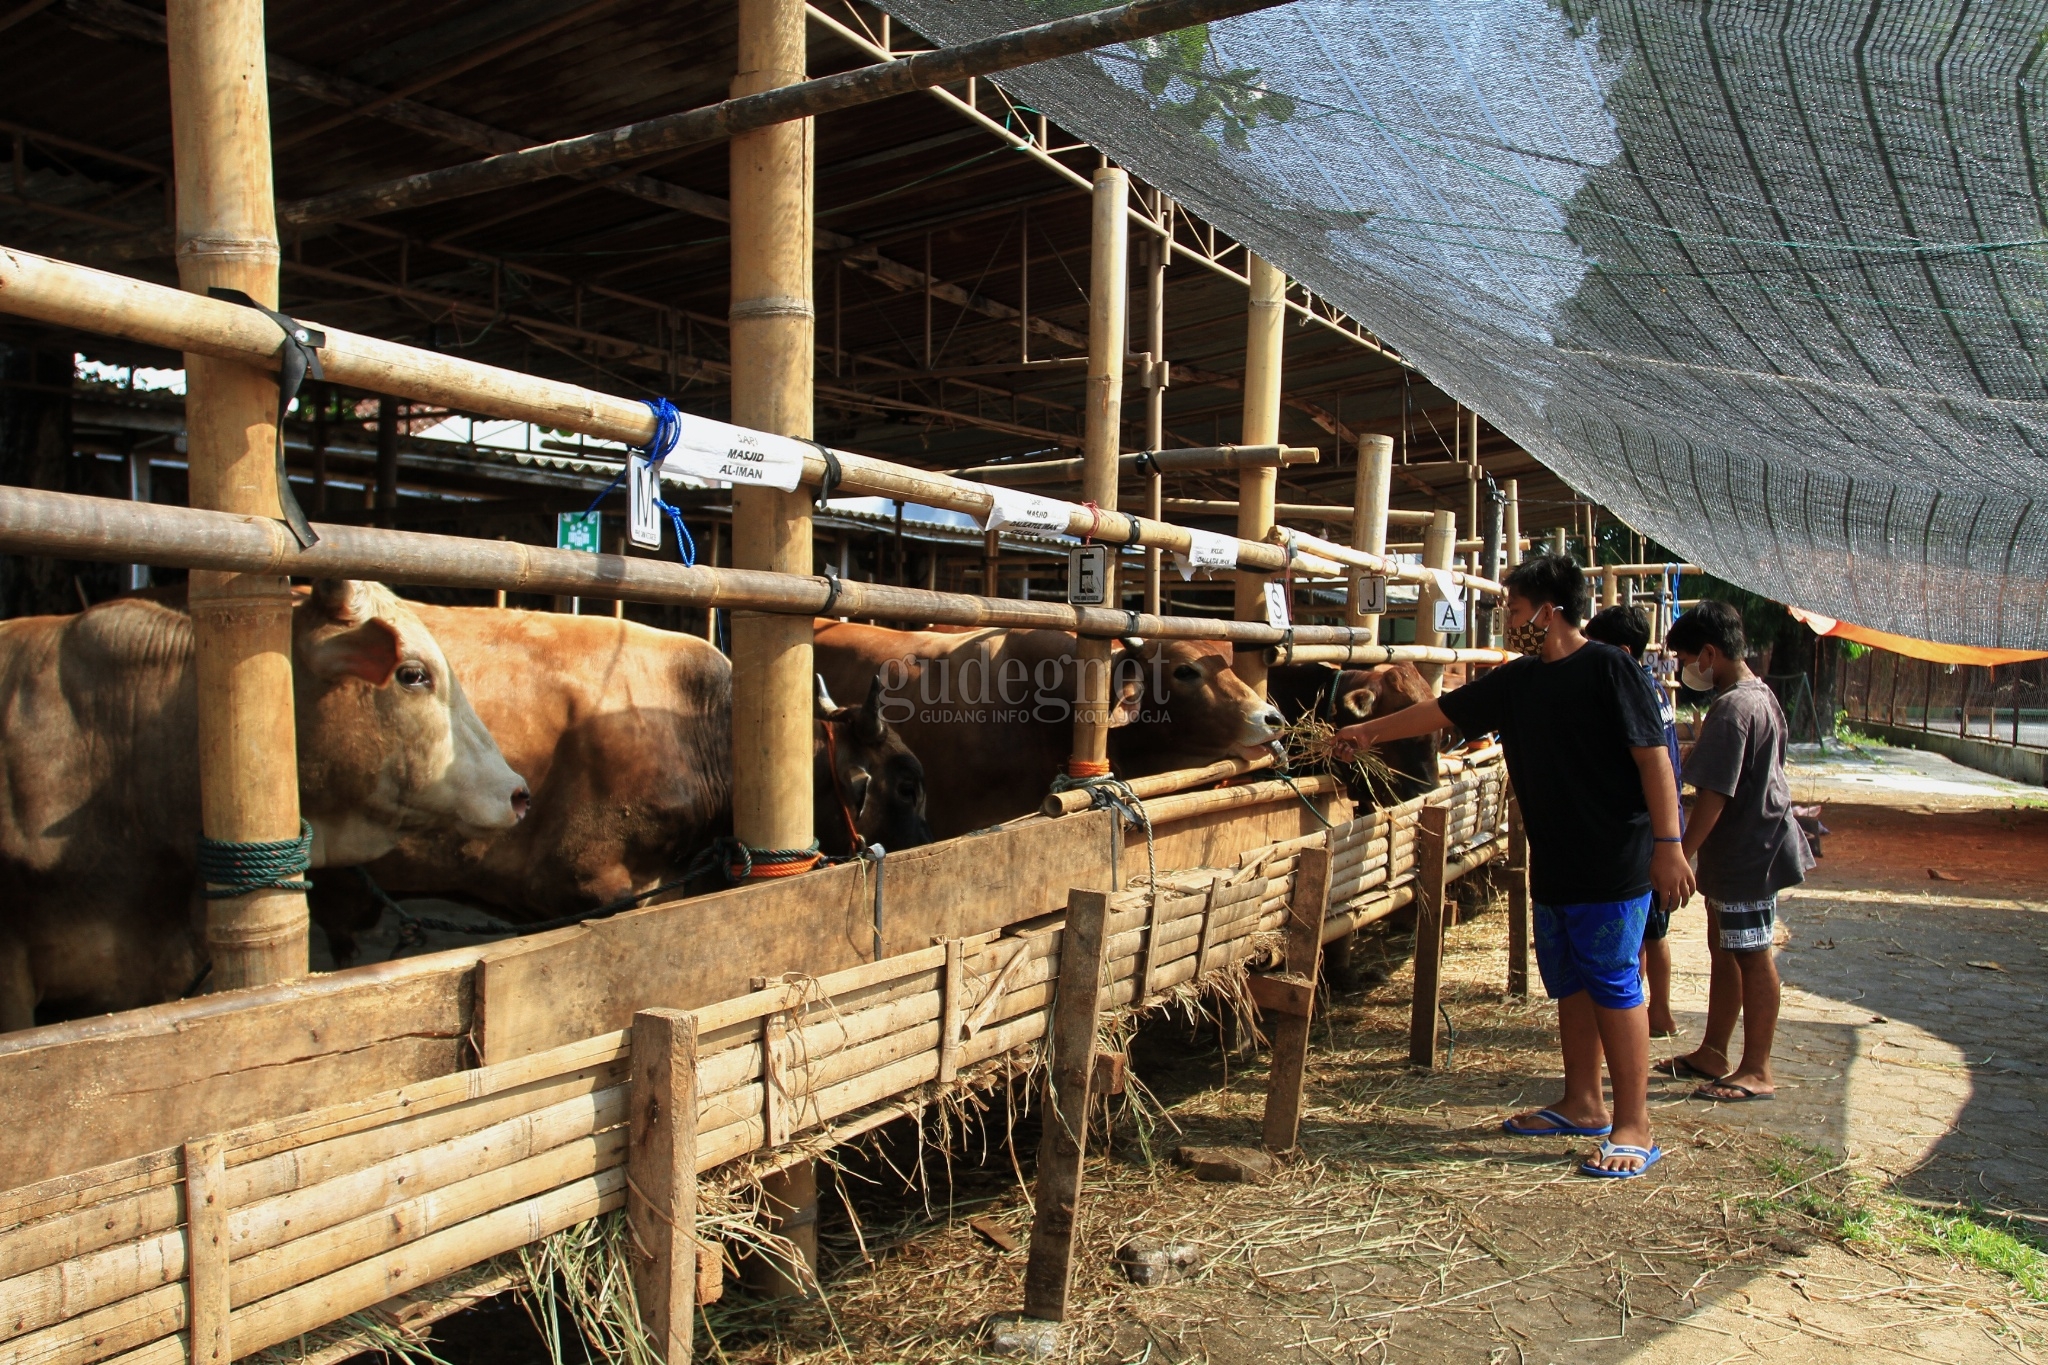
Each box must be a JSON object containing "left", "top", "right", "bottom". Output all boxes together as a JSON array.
[{"left": 0, "top": 1, "right": 1546, "bottom": 1360}]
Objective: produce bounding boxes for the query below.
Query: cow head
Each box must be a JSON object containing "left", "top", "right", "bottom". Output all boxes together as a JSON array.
[
  {"left": 293, "top": 580, "right": 530, "bottom": 865},
  {"left": 1329, "top": 663, "right": 1439, "bottom": 804},
  {"left": 815, "top": 675, "right": 933, "bottom": 857},
  {"left": 1107, "top": 639, "right": 1285, "bottom": 775}
]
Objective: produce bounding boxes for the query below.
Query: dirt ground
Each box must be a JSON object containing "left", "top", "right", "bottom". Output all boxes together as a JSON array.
[{"left": 397, "top": 742, "right": 2047, "bottom": 1365}]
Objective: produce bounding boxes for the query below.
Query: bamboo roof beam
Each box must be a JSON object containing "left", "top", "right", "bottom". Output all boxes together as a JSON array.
[{"left": 955, "top": 445, "right": 1318, "bottom": 486}]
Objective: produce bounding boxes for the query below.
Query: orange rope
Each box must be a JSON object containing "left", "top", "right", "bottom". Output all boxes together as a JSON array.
[
  {"left": 1066, "top": 757, "right": 1113, "bottom": 779},
  {"left": 738, "top": 853, "right": 820, "bottom": 879}
]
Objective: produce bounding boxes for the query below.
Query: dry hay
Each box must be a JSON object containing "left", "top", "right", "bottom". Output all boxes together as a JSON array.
[
  {"left": 667, "top": 899, "right": 2048, "bottom": 1364},
  {"left": 1279, "top": 712, "right": 1397, "bottom": 800}
]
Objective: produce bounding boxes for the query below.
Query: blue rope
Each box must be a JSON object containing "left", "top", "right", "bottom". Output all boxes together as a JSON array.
[
  {"left": 637, "top": 397, "right": 697, "bottom": 568},
  {"left": 197, "top": 821, "right": 314, "bottom": 899}
]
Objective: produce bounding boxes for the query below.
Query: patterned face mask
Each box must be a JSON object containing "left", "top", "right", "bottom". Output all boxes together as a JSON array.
[{"left": 1505, "top": 608, "right": 1550, "bottom": 656}]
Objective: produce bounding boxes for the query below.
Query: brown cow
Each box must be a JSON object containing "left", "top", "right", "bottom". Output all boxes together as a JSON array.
[
  {"left": 814, "top": 622, "right": 1285, "bottom": 838},
  {"left": 1269, "top": 661, "right": 1439, "bottom": 805},
  {"left": 0, "top": 580, "right": 530, "bottom": 1027},
  {"left": 310, "top": 608, "right": 930, "bottom": 960}
]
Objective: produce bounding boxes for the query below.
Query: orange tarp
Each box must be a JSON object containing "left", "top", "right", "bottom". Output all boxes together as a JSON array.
[{"left": 1787, "top": 607, "right": 2048, "bottom": 666}]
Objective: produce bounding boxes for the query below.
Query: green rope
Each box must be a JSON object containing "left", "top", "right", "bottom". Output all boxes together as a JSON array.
[{"left": 196, "top": 822, "right": 314, "bottom": 900}]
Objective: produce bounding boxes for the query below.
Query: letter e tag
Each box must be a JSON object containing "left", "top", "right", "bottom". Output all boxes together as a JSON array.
[{"left": 1067, "top": 544, "right": 1110, "bottom": 605}]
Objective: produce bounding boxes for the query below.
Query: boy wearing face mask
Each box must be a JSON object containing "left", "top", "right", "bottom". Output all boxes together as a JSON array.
[
  {"left": 1584, "top": 605, "right": 1686, "bottom": 1039},
  {"left": 1658, "top": 601, "right": 1811, "bottom": 1102},
  {"left": 1331, "top": 555, "right": 1693, "bottom": 1178}
]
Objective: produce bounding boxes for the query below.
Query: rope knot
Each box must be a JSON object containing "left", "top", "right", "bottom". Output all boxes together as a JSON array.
[{"left": 197, "top": 822, "right": 314, "bottom": 900}]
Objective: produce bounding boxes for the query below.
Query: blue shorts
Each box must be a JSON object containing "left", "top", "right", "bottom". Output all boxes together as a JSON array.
[{"left": 1532, "top": 895, "right": 1652, "bottom": 1009}]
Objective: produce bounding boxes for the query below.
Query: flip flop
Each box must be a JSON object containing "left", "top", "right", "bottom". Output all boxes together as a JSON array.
[
  {"left": 1652, "top": 1056, "right": 1724, "bottom": 1083},
  {"left": 1693, "top": 1081, "right": 1776, "bottom": 1103},
  {"left": 1650, "top": 1027, "right": 1686, "bottom": 1040},
  {"left": 1580, "top": 1140, "right": 1663, "bottom": 1179},
  {"left": 1502, "top": 1108, "right": 1613, "bottom": 1138}
]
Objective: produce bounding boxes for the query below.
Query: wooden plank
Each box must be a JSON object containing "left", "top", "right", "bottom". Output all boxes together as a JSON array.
[
  {"left": 0, "top": 951, "right": 480, "bottom": 1188},
  {"left": 628, "top": 1009, "right": 697, "bottom": 1364},
  {"left": 761, "top": 1010, "right": 792, "bottom": 1149},
  {"left": 1261, "top": 838, "right": 1331, "bottom": 1152},
  {"left": 1407, "top": 806, "right": 1451, "bottom": 1068},
  {"left": 1144, "top": 792, "right": 1345, "bottom": 874},
  {"left": 936, "top": 940, "right": 964, "bottom": 1084},
  {"left": 1021, "top": 888, "right": 1111, "bottom": 1323},
  {"left": 1245, "top": 973, "right": 1315, "bottom": 1019},
  {"left": 1505, "top": 797, "right": 1529, "bottom": 997},
  {"left": 475, "top": 812, "right": 1116, "bottom": 1063},
  {"left": 183, "top": 1137, "right": 229, "bottom": 1365}
]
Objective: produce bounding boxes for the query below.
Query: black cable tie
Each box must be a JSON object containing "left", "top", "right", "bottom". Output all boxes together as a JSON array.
[
  {"left": 812, "top": 443, "right": 844, "bottom": 509},
  {"left": 208, "top": 287, "right": 323, "bottom": 549},
  {"left": 818, "top": 564, "right": 844, "bottom": 618},
  {"left": 1122, "top": 511, "right": 1145, "bottom": 547}
]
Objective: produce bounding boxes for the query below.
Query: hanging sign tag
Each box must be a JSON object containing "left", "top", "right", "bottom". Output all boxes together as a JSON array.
[
  {"left": 627, "top": 454, "right": 662, "bottom": 549},
  {"left": 1428, "top": 569, "right": 1467, "bottom": 634},
  {"left": 980, "top": 484, "right": 1078, "bottom": 534},
  {"left": 1067, "top": 544, "right": 1111, "bottom": 605},
  {"left": 1263, "top": 580, "right": 1292, "bottom": 629},
  {"left": 658, "top": 413, "right": 808, "bottom": 491},
  {"left": 1173, "top": 527, "right": 1239, "bottom": 580},
  {"left": 1351, "top": 573, "right": 1388, "bottom": 615},
  {"left": 556, "top": 511, "right": 601, "bottom": 554}
]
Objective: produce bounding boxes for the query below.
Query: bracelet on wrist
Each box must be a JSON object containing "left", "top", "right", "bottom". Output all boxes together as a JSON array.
[{"left": 1653, "top": 836, "right": 1683, "bottom": 844}]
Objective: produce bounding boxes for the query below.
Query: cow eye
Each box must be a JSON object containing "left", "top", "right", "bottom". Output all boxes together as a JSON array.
[
  {"left": 395, "top": 662, "right": 432, "bottom": 690},
  {"left": 1172, "top": 663, "right": 1202, "bottom": 683}
]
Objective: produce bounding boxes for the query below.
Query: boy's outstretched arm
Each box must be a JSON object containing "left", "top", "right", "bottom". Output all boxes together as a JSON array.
[
  {"left": 1329, "top": 699, "right": 1452, "bottom": 762},
  {"left": 1633, "top": 744, "right": 1698, "bottom": 910}
]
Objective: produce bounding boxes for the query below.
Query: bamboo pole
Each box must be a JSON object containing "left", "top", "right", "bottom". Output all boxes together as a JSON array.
[
  {"left": 1346, "top": 433, "right": 1392, "bottom": 640},
  {"left": 730, "top": 0, "right": 816, "bottom": 1296},
  {"left": 1264, "top": 524, "right": 1504, "bottom": 597},
  {"left": 1234, "top": 254, "right": 1285, "bottom": 696},
  {"left": 1142, "top": 223, "right": 1167, "bottom": 616},
  {"left": 1041, "top": 751, "right": 1272, "bottom": 816},
  {"left": 0, "top": 485, "right": 1473, "bottom": 644},
  {"left": 373, "top": 398, "right": 398, "bottom": 528},
  {"left": 165, "top": 0, "right": 307, "bottom": 990},
  {"left": 275, "top": 0, "right": 1293, "bottom": 227},
  {"left": 1414, "top": 511, "right": 1458, "bottom": 693},
  {"left": 1068, "top": 166, "right": 1128, "bottom": 780},
  {"left": 1264, "top": 643, "right": 1512, "bottom": 668},
  {"left": 958, "top": 443, "right": 1315, "bottom": 486},
  {"left": 1503, "top": 478, "right": 1521, "bottom": 569},
  {"left": 1161, "top": 500, "right": 1433, "bottom": 525}
]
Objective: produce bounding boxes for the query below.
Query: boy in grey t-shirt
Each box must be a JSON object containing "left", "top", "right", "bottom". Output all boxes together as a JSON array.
[{"left": 1658, "top": 601, "right": 1812, "bottom": 1101}]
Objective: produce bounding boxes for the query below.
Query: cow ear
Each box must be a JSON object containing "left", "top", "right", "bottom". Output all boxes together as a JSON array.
[
  {"left": 858, "top": 675, "right": 888, "bottom": 745},
  {"left": 309, "top": 579, "right": 371, "bottom": 625},
  {"left": 1108, "top": 670, "right": 1145, "bottom": 728},
  {"left": 1339, "top": 686, "right": 1375, "bottom": 720},
  {"left": 310, "top": 617, "right": 401, "bottom": 686}
]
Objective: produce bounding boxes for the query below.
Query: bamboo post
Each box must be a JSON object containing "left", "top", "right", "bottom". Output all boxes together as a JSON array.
[
  {"left": 1068, "top": 166, "right": 1127, "bottom": 780},
  {"left": 1477, "top": 478, "right": 1503, "bottom": 648},
  {"left": 730, "top": 0, "right": 817, "bottom": 1297},
  {"left": 982, "top": 526, "right": 1001, "bottom": 598},
  {"left": 1414, "top": 510, "right": 1457, "bottom": 693},
  {"left": 629, "top": 1008, "right": 699, "bottom": 1362},
  {"left": 1601, "top": 564, "right": 1618, "bottom": 609},
  {"left": 1502, "top": 478, "right": 1521, "bottom": 569},
  {"left": 125, "top": 446, "right": 152, "bottom": 591},
  {"left": 166, "top": 0, "right": 308, "bottom": 990},
  {"left": 183, "top": 1135, "right": 230, "bottom": 1365},
  {"left": 374, "top": 397, "right": 399, "bottom": 528},
  {"left": 1505, "top": 797, "right": 1528, "bottom": 996},
  {"left": 1406, "top": 804, "right": 1450, "bottom": 1068},
  {"left": 1143, "top": 226, "right": 1167, "bottom": 617},
  {"left": 1346, "top": 433, "right": 1392, "bottom": 640},
  {"left": 1023, "top": 886, "right": 1113, "bottom": 1322},
  {"left": 1260, "top": 837, "right": 1331, "bottom": 1152},
  {"left": 1232, "top": 253, "right": 1285, "bottom": 697}
]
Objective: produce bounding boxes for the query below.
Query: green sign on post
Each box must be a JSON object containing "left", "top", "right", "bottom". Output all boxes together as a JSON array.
[{"left": 557, "top": 511, "right": 602, "bottom": 554}]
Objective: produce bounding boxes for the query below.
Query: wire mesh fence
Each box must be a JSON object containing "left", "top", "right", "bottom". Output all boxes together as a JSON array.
[{"left": 1841, "top": 650, "right": 2048, "bottom": 752}]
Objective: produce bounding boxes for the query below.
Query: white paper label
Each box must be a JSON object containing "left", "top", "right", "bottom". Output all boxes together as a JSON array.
[
  {"left": 1172, "top": 527, "right": 1239, "bottom": 580},
  {"left": 980, "top": 484, "right": 1078, "bottom": 534},
  {"left": 627, "top": 454, "right": 661, "bottom": 550},
  {"left": 1263, "top": 580, "right": 1292, "bottom": 628},
  {"left": 1067, "top": 544, "right": 1111, "bottom": 605},
  {"left": 659, "top": 413, "right": 808, "bottom": 491},
  {"left": 1351, "top": 573, "right": 1388, "bottom": 615}
]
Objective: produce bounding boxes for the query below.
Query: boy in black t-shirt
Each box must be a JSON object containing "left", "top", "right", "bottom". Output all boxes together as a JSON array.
[{"left": 1333, "top": 555, "right": 1693, "bottom": 1178}]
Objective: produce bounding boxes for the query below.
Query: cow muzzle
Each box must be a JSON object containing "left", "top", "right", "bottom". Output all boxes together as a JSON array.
[{"left": 1241, "top": 703, "right": 1285, "bottom": 746}]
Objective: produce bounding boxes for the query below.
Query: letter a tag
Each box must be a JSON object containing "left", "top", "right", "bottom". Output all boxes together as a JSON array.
[
  {"left": 1429, "top": 569, "right": 1467, "bottom": 633},
  {"left": 628, "top": 453, "right": 662, "bottom": 550}
]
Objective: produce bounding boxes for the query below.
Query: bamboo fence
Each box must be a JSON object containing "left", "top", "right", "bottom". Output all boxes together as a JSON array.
[{"left": 0, "top": 759, "right": 1510, "bottom": 1365}]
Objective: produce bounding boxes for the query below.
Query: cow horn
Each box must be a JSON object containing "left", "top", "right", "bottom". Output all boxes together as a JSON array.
[
  {"left": 814, "top": 673, "right": 838, "bottom": 718},
  {"left": 309, "top": 578, "right": 369, "bottom": 625},
  {"left": 858, "top": 674, "right": 888, "bottom": 744}
]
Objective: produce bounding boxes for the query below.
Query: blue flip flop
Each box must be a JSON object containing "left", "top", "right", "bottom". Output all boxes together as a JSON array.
[
  {"left": 1579, "top": 1140, "right": 1663, "bottom": 1179},
  {"left": 1502, "top": 1108, "right": 1613, "bottom": 1138}
]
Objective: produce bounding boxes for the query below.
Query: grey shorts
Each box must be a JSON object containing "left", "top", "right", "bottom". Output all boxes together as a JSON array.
[{"left": 1708, "top": 896, "right": 1776, "bottom": 953}]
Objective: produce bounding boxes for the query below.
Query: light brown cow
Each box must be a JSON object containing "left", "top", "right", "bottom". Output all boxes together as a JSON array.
[
  {"left": 814, "top": 622, "right": 1284, "bottom": 838},
  {"left": 307, "top": 608, "right": 931, "bottom": 961},
  {"left": 0, "top": 580, "right": 529, "bottom": 1027}
]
